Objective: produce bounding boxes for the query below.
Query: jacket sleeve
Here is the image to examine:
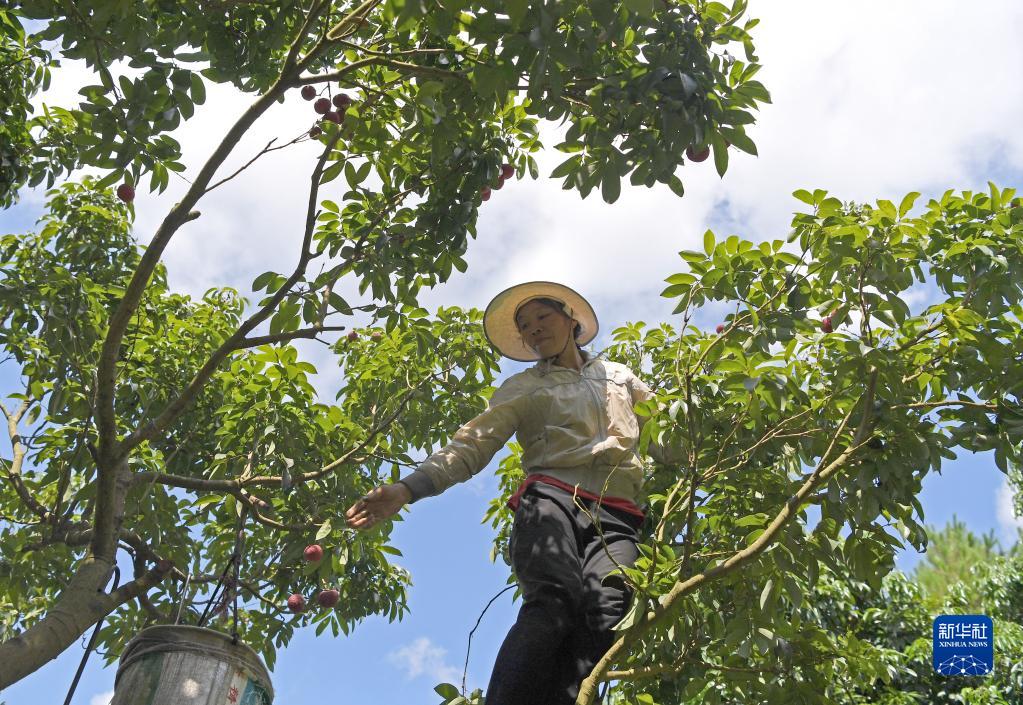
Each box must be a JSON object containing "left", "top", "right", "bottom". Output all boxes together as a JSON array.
[
  {"left": 627, "top": 372, "right": 683, "bottom": 467},
  {"left": 398, "top": 377, "right": 526, "bottom": 502}
]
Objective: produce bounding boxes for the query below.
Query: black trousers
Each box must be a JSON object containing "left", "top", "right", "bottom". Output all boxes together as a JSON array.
[{"left": 486, "top": 483, "right": 642, "bottom": 705}]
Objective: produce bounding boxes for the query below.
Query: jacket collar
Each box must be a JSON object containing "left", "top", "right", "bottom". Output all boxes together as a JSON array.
[{"left": 535, "top": 348, "right": 602, "bottom": 377}]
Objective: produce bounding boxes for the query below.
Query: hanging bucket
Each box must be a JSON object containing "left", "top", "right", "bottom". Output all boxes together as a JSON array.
[{"left": 111, "top": 625, "right": 273, "bottom": 705}]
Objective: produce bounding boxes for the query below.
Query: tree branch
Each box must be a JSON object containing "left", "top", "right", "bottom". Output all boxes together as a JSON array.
[
  {"left": 576, "top": 372, "right": 879, "bottom": 704},
  {"left": 119, "top": 129, "right": 345, "bottom": 456},
  {"left": 1, "top": 400, "right": 56, "bottom": 522},
  {"left": 238, "top": 324, "right": 348, "bottom": 349}
]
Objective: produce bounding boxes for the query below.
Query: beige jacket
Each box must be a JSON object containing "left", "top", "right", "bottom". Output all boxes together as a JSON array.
[{"left": 400, "top": 351, "right": 675, "bottom": 505}]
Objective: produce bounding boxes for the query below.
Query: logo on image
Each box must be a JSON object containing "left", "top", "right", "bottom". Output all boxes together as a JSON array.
[{"left": 932, "top": 615, "right": 993, "bottom": 676}]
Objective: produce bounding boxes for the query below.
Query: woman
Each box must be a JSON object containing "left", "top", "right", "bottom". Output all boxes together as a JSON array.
[{"left": 345, "top": 281, "right": 671, "bottom": 705}]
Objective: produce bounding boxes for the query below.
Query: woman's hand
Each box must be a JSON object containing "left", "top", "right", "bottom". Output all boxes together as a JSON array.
[{"left": 345, "top": 483, "right": 412, "bottom": 530}]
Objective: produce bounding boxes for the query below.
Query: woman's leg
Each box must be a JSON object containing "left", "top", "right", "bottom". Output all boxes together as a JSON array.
[
  {"left": 486, "top": 489, "right": 584, "bottom": 705},
  {"left": 549, "top": 503, "right": 641, "bottom": 704}
]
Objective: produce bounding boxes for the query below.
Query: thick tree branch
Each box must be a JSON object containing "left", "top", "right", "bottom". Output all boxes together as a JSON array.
[
  {"left": 1, "top": 400, "right": 56, "bottom": 522},
  {"left": 0, "top": 556, "right": 171, "bottom": 688},
  {"left": 119, "top": 130, "right": 344, "bottom": 456},
  {"left": 576, "top": 373, "right": 879, "bottom": 704},
  {"left": 325, "top": 0, "right": 383, "bottom": 41},
  {"left": 239, "top": 324, "right": 348, "bottom": 349}
]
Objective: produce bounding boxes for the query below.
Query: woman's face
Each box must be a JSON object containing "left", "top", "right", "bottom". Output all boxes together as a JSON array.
[{"left": 515, "top": 300, "right": 576, "bottom": 358}]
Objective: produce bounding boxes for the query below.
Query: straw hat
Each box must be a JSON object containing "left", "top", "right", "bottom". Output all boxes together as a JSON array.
[{"left": 483, "top": 281, "right": 598, "bottom": 361}]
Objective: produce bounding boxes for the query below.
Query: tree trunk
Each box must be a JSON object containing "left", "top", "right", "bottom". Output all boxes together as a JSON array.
[{"left": 0, "top": 557, "right": 116, "bottom": 689}]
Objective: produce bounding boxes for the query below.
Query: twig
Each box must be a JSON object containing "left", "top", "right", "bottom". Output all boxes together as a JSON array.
[{"left": 205, "top": 135, "right": 306, "bottom": 194}]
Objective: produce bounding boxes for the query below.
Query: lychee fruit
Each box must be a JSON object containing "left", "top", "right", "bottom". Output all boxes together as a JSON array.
[
  {"left": 317, "top": 589, "right": 340, "bottom": 608},
  {"left": 303, "top": 544, "right": 324, "bottom": 562},
  {"left": 347, "top": 330, "right": 359, "bottom": 342},
  {"left": 309, "top": 125, "right": 322, "bottom": 139},
  {"left": 324, "top": 110, "right": 342, "bottom": 124},
  {"left": 715, "top": 324, "right": 725, "bottom": 334},
  {"left": 287, "top": 593, "right": 306, "bottom": 613},
  {"left": 686, "top": 144, "right": 710, "bottom": 162},
  {"left": 332, "top": 93, "right": 351, "bottom": 109},
  {"left": 481, "top": 187, "right": 492, "bottom": 202},
  {"left": 116, "top": 182, "right": 135, "bottom": 203},
  {"left": 314, "top": 97, "right": 331, "bottom": 115},
  {"left": 301, "top": 85, "right": 317, "bottom": 101},
  {"left": 500, "top": 163, "right": 515, "bottom": 180},
  {"left": 821, "top": 316, "right": 833, "bottom": 334}
]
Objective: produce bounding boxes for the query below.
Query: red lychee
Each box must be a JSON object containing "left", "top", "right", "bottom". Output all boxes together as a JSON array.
[
  {"left": 715, "top": 324, "right": 725, "bottom": 334},
  {"left": 314, "top": 97, "right": 331, "bottom": 114},
  {"left": 303, "top": 544, "right": 324, "bottom": 562},
  {"left": 821, "top": 316, "right": 833, "bottom": 334},
  {"left": 324, "top": 110, "right": 342, "bottom": 124},
  {"left": 301, "top": 85, "right": 317, "bottom": 101},
  {"left": 500, "top": 163, "right": 515, "bottom": 180},
  {"left": 116, "top": 182, "right": 135, "bottom": 203},
  {"left": 347, "top": 330, "right": 359, "bottom": 342},
  {"left": 309, "top": 125, "right": 322, "bottom": 139},
  {"left": 332, "top": 93, "right": 351, "bottom": 109},
  {"left": 317, "top": 589, "right": 340, "bottom": 608},
  {"left": 481, "top": 187, "right": 492, "bottom": 202},
  {"left": 287, "top": 593, "right": 306, "bottom": 613},
  {"left": 686, "top": 145, "right": 710, "bottom": 163}
]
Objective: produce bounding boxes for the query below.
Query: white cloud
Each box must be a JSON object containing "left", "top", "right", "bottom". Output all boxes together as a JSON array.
[
  {"left": 387, "top": 636, "right": 462, "bottom": 684},
  {"left": 89, "top": 690, "right": 114, "bottom": 705},
  {"left": 995, "top": 477, "right": 1023, "bottom": 544}
]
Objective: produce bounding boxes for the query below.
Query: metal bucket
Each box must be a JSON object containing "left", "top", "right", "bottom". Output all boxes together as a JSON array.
[{"left": 111, "top": 625, "right": 273, "bottom": 705}]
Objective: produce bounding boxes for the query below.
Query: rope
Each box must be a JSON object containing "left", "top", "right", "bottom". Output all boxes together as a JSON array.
[
  {"left": 462, "top": 583, "right": 517, "bottom": 696},
  {"left": 197, "top": 508, "right": 248, "bottom": 630},
  {"left": 63, "top": 565, "right": 121, "bottom": 705}
]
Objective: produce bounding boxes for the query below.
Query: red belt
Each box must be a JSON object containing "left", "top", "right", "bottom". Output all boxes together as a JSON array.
[{"left": 506, "top": 473, "right": 645, "bottom": 519}]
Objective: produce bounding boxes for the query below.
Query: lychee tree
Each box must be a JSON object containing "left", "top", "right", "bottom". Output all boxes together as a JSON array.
[
  {"left": 462, "top": 186, "right": 1023, "bottom": 704},
  {"left": 0, "top": 0, "right": 770, "bottom": 688}
]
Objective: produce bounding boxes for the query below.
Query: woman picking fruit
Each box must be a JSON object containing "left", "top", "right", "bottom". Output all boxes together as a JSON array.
[{"left": 345, "top": 281, "right": 674, "bottom": 705}]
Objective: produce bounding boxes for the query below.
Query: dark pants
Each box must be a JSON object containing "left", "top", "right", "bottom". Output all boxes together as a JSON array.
[{"left": 486, "top": 483, "right": 642, "bottom": 705}]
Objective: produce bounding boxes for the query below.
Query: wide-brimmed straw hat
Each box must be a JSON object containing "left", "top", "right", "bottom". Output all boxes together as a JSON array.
[{"left": 483, "top": 281, "right": 598, "bottom": 361}]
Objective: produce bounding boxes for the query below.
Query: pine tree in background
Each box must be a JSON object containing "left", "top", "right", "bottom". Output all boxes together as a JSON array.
[{"left": 914, "top": 516, "right": 1004, "bottom": 611}]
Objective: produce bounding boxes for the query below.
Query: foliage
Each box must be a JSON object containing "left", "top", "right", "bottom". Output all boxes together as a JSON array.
[
  {"left": 0, "top": 0, "right": 769, "bottom": 688},
  {"left": 471, "top": 186, "right": 1023, "bottom": 703},
  {"left": 0, "top": 179, "right": 505, "bottom": 670},
  {"left": 913, "top": 516, "right": 1007, "bottom": 610}
]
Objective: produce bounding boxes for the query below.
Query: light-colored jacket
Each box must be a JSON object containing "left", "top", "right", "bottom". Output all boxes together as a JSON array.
[{"left": 401, "top": 351, "right": 676, "bottom": 505}]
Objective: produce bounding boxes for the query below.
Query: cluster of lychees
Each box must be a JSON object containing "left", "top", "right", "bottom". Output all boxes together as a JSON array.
[
  {"left": 285, "top": 543, "right": 340, "bottom": 613},
  {"left": 301, "top": 85, "right": 353, "bottom": 139},
  {"left": 481, "top": 163, "right": 516, "bottom": 202}
]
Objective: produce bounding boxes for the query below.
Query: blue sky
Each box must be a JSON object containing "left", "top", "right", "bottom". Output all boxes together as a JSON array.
[{"left": 3, "top": 2, "right": 1023, "bottom": 704}]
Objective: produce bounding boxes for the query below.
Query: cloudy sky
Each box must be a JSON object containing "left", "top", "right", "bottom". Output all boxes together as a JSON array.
[{"left": 3, "top": 2, "right": 1022, "bottom": 704}]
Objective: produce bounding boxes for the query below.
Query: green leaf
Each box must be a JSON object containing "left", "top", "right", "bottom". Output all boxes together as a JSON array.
[
  {"left": 434, "top": 683, "right": 460, "bottom": 699},
  {"left": 703, "top": 229, "right": 716, "bottom": 255},
  {"left": 321, "top": 162, "right": 343, "bottom": 185},
  {"left": 711, "top": 131, "right": 729, "bottom": 177},
  {"left": 898, "top": 191, "right": 920, "bottom": 217},
  {"left": 315, "top": 520, "right": 332, "bottom": 541},
  {"left": 189, "top": 73, "right": 206, "bottom": 104},
  {"left": 624, "top": 0, "right": 656, "bottom": 18},
  {"left": 793, "top": 189, "right": 815, "bottom": 205},
  {"left": 601, "top": 169, "right": 621, "bottom": 204},
  {"left": 718, "top": 126, "right": 757, "bottom": 156},
  {"left": 550, "top": 155, "right": 581, "bottom": 179}
]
